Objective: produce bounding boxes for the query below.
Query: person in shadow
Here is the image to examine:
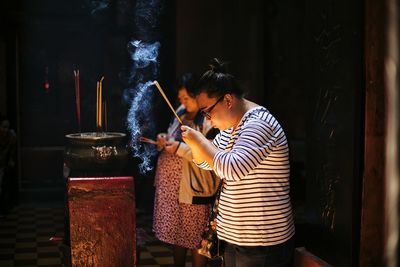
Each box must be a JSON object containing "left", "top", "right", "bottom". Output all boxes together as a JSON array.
[{"left": 0, "top": 115, "right": 17, "bottom": 216}]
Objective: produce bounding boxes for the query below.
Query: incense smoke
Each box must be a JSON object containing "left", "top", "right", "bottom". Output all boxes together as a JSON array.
[
  {"left": 87, "top": 0, "right": 110, "bottom": 15},
  {"left": 125, "top": 0, "right": 163, "bottom": 173},
  {"left": 127, "top": 40, "right": 161, "bottom": 82},
  {"left": 126, "top": 81, "right": 157, "bottom": 173}
]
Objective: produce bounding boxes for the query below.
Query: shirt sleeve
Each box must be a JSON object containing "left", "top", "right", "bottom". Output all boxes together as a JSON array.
[
  {"left": 194, "top": 160, "right": 213, "bottom": 170},
  {"left": 193, "top": 131, "right": 223, "bottom": 171},
  {"left": 213, "top": 119, "right": 276, "bottom": 181}
]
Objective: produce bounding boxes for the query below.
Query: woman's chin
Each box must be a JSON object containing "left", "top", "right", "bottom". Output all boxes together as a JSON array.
[{"left": 186, "top": 107, "right": 197, "bottom": 113}]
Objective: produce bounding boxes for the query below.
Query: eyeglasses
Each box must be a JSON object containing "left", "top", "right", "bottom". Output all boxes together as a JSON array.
[{"left": 200, "top": 95, "right": 224, "bottom": 119}]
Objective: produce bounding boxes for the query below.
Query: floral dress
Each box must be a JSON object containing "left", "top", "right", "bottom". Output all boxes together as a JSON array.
[{"left": 153, "top": 116, "right": 210, "bottom": 249}]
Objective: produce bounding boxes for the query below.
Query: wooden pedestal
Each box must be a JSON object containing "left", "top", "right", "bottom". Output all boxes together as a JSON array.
[
  {"left": 294, "top": 247, "right": 332, "bottom": 267},
  {"left": 67, "top": 176, "right": 136, "bottom": 267}
]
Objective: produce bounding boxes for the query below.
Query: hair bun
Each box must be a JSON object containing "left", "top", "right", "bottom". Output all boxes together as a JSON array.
[{"left": 209, "top": 58, "right": 228, "bottom": 74}]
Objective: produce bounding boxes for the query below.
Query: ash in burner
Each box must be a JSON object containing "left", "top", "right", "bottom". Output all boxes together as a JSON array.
[{"left": 66, "top": 132, "right": 126, "bottom": 140}]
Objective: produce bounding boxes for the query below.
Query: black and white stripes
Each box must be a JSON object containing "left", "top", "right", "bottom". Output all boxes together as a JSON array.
[{"left": 206, "top": 106, "right": 295, "bottom": 246}]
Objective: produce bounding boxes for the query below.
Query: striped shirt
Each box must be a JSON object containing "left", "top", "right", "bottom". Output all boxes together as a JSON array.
[{"left": 198, "top": 106, "right": 295, "bottom": 246}]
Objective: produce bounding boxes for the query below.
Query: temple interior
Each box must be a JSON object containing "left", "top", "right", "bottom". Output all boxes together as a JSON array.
[{"left": 0, "top": 0, "right": 398, "bottom": 266}]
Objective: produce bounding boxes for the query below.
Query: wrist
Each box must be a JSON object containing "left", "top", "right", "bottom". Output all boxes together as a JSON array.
[{"left": 174, "top": 141, "right": 181, "bottom": 154}]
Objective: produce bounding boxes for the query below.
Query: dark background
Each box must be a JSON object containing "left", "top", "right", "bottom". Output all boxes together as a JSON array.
[{"left": 0, "top": 0, "right": 365, "bottom": 266}]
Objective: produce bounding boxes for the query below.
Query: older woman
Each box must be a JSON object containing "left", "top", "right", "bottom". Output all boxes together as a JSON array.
[
  {"left": 181, "top": 59, "right": 295, "bottom": 267},
  {"left": 153, "top": 73, "right": 219, "bottom": 267}
]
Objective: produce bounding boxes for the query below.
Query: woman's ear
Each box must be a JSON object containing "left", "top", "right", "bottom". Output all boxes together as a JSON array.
[{"left": 224, "top": 94, "right": 234, "bottom": 109}]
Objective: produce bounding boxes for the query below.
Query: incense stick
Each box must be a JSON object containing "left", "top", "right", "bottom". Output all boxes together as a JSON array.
[
  {"left": 77, "top": 70, "right": 80, "bottom": 131},
  {"left": 139, "top": 136, "right": 158, "bottom": 145},
  {"left": 74, "top": 70, "right": 81, "bottom": 132},
  {"left": 96, "top": 81, "right": 100, "bottom": 129},
  {"left": 153, "top": 81, "right": 183, "bottom": 124},
  {"left": 104, "top": 101, "right": 107, "bottom": 132},
  {"left": 99, "top": 77, "right": 104, "bottom": 129}
]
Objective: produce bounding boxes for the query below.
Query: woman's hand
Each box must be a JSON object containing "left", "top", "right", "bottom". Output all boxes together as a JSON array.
[
  {"left": 164, "top": 141, "right": 180, "bottom": 154},
  {"left": 181, "top": 125, "right": 218, "bottom": 166},
  {"left": 180, "top": 125, "right": 205, "bottom": 149},
  {"left": 156, "top": 133, "right": 167, "bottom": 151},
  {"left": 211, "top": 219, "right": 217, "bottom": 231}
]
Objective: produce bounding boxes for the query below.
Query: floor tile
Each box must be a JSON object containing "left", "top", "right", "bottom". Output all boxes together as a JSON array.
[{"left": 0, "top": 203, "right": 223, "bottom": 267}]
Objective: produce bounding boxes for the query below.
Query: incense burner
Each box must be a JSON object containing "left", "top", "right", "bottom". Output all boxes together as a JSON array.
[{"left": 64, "top": 132, "right": 129, "bottom": 176}]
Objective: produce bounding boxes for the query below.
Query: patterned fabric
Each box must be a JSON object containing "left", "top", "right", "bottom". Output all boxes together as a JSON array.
[
  {"left": 152, "top": 152, "right": 210, "bottom": 249},
  {"left": 153, "top": 112, "right": 211, "bottom": 250}
]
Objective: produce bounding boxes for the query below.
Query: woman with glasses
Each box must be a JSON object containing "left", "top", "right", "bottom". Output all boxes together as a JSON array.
[
  {"left": 152, "top": 73, "right": 220, "bottom": 267},
  {"left": 181, "top": 59, "right": 295, "bottom": 267}
]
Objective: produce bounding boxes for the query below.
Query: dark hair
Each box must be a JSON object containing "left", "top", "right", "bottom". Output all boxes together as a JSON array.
[
  {"left": 197, "top": 58, "right": 244, "bottom": 98},
  {"left": 176, "top": 72, "right": 198, "bottom": 97}
]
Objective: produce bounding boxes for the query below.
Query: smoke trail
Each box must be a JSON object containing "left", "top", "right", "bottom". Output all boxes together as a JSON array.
[
  {"left": 126, "top": 41, "right": 160, "bottom": 172},
  {"left": 125, "top": 0, "right": 163, "bottom": 173},
  {"left": 127, "top": 40, "right": 161, "bottom": 82},
  {"left": 87, "top": 0, "right": 110, "bottom": 15},
  {"left": 126, "top": 81, "right": 157, "bottom": 173}
]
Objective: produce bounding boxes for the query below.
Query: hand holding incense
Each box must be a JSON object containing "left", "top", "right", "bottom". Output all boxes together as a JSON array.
[
  {"left": 139, "top": 136, "right": 158, "bottom": 145},
  {"left": 153, "top": 80, "right": 183, "bottom": 124}
]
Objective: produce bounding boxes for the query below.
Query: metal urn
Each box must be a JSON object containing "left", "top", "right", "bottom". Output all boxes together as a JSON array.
[{"left": 64, "top": 132, "right": 129, "bottom": 177}]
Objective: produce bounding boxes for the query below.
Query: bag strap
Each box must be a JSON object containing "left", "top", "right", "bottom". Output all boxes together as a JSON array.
[{"left": 209, "top": 180, "right": 223, "bottom": 222}]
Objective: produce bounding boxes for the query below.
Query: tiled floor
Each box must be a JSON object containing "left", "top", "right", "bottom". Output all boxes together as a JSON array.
[
  {"left": 136, "top": 211, "right": 222, "bottom": 267},
  {"left": 0, "top": 204, "right": 64, "bottom": 267},
  {"left": 0, "top": 204, "right": 222, "bottom": 267}
]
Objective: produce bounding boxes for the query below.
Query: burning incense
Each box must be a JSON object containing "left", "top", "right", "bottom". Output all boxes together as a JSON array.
[
  {"left": 95, "top": 77, "right": 105, "bottom": 131},
  {"left": 139, "top": 136, "right": 158, "bottom": 145},
  {"left": 153, "top": 80, "right": 182, "bottom": 124},
  {"left": 104, "top": 101, "right": 107, "bottom": 132},
  {"left": 99, "top": 77, "right": 104, "bottom": 129},
  {"left": 73, "top": 70, "right": 81, "bottom": 131},
  {"left": 77, "top": 70, "right": 81, "bottom": 130},
  {"left": 96, "top": 81, "right": 100, "bottom": 129}
]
